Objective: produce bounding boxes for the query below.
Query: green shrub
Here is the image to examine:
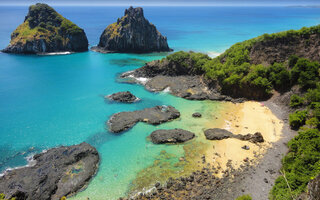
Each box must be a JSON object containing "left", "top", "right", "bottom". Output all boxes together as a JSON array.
[
  {"left": 290, "top": 94, "right": 305, "bottom": 108},
  {"left": 289, "top": 55, "right": 299, "bottom": 68},
  {"left": 291, "top": 58, "right": 320, "bottom": 88},
  {"left": 268, "top": 63, "right": 291, "bottom": 90},
  {"left": 271, "top": 129, "right": 320, "bottom": 200},
  {"left": 289, "top": 110, "right": 308, "bottom": 130},
  {"left": 236, "top": 194, "right": 252, "bottom": 200}
]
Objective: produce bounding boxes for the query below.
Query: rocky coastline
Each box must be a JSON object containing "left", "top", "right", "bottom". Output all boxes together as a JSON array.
[{"left": 0, "top": 142, "right": 99, "bottom": 200}]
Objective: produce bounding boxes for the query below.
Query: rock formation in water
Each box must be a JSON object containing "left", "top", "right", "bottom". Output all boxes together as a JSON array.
[
  {"left": 150, "top": 129, "right": 195, "bottom": 144},
  {"left": 92, "top": 6, "right": 172, "bottom": 53},
  {"left": 2, "top": 3, "right": 88, "bottom": 54},
  {"left": 106, "top": 91, "right": 139, "bottom": 103},
  {"left": 0, "top": 142, "right": 99, "bottom": 200},
  {"left": 107, "top": 106, "right": 180, "bottom": 133}
]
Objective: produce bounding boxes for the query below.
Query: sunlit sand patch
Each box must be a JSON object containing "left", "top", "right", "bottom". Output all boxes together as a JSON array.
[{"left": 204, "top": 101, "right": 283, "bottom": 175}]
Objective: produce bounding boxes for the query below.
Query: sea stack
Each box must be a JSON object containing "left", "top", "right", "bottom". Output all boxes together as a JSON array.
[
  {"left": 92, "top": 6, "right": 172, "bottom": 53},
  {"left": 2, "top": 3, "right": 88, "bottom": 54}
]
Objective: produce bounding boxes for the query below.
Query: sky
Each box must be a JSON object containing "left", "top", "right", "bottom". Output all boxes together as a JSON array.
[{"left": 0, "top": 0, "right": 320, "bottom": 6}]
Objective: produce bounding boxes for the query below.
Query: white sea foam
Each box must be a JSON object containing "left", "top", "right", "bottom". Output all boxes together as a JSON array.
[
  {"left": 162, "top": 87, "right": 171, "bottom": 93},
  {"left": 39, "top": 51, "right": 72, "bottom": 56},
  {"left": 207, "top": 51, "right": 221, "bottom": 58}
]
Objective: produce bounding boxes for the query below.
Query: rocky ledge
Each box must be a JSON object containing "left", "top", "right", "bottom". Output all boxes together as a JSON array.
[
  {"left": 121, "top": 60, "right": 245, "bottom": 103},
  {"left": 92, "top": 7, "right": 172, "bottom": 53},
  {"left": 0, "top": 142, "right": 99, "bottom": 200},
  {"left": 108, "top": 106, "right": 180, "bottom": 133},
  {"left": 2, "top": 3, "right": 88, "bottom": 54},
  {"left": 204, "top": 128, "right": 264, "bottom": 144},
  {"left": 150, "top": 129, "right": 195, "bottom": 144},
  {"left": 106, "top": 91, "right": 139, "bottom": 103}
]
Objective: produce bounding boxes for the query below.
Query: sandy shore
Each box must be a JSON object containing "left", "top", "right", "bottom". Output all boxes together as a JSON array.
[{"left": 204, "top": 101, "right": 284, "bottom": 175}]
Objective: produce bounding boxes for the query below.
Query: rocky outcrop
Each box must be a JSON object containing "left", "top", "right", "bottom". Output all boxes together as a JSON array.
[
  {"left": 308, "top": 174, "right": 320, "bottom": 200},
  {"left": 92, "top": 7, "right": 171, "bottom": 53},
  {"left": 0, "top": 142, "right": 99, "bottom": 200},
  {"left": 106, "top": 91, "right": 139, "bottom": 103},
  {"left": 192, "top": 113, "right": 202, "bottom": 118},
  {"left": 121, "top": 59, "right": 245, "bottom": 103},
  {"left": 150, "top": 129, "right": 195, "bottom": 144},
  {"left": 2, "top": 3, "right": 88, "bottom": 54},
  {"left": 204, "top": 128, "right": 264, "bottom": 144},
  {"left": 108, "top": 106, "right": 180, "bottom": 133}
]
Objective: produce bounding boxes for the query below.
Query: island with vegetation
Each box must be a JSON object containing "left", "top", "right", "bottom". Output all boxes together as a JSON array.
[
  {"left": 92, "top": 7, "right": 172, "bottom": 53},
  {"left": 2, "top": 3, "right": 88, "bottom": 54}
]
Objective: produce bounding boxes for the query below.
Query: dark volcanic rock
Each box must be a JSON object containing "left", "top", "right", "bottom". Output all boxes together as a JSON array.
[
  {"left": 204, "top": 128, "right": 234, "bottom": 140},
  {"left": 106, "top": 91, "right": 139, "bottom": 103},
  {"left": 192, "top": 112, "right": 202, "bottom": 118},
  {"left": 150, "top": 129, "right": 195, "bottom": 144},
  {"left": 108, "top": 106, "right": 180, "bottom": 133},
  {"left": 204, "top": 128, "right": 264, "bottom": 144},
  {"left": 0, "top": 142, "right": 99, "bottom": 200},
  {"left": 2, "top": 3, "right": 88, "bottom": 54},
  {"left": 92, "top": 7, "right": 171, "bottom": 53},
  {"left": 308, "top": 174, "right": 320, "bottom": 200}
]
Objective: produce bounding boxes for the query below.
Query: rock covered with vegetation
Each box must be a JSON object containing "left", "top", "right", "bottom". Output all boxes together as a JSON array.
[
  {"left": 2, "top": 3, "right": 88, "bottom": 54},
  {"left": 92, "top": 7, "right": 171, "bottom": 53},
  {"left": 0, "top": 142, "right": 99, "bottom": 200}
]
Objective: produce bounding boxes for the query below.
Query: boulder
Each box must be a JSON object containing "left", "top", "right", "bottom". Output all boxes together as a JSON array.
[
  {"left": 2, "top": 3, "right": 88, "bottom": 54},
  {"left": 108, "top": 106, "right": 180, "bottom": 133},
  {"left": 204, "top": 128, "right": 234, "bottom": 140},
  {"left": 0, "top": 142, "right": 99, "bottom": 200},
  {"left": 92, "top": 7, "right": 172, "bottom": 53},
  {"left": 150, "top": 129, "right": 195, "bottom": 144},
  {"left": 106, "top": 91, "right": 139, "bottom": 103},
  {"left": 192, "top": 112, "right": 202, "bottom": 118}
]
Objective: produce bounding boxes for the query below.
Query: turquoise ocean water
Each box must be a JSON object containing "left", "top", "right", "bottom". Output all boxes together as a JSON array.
[{"left": 0, "top": 6, "right": 320, "bottom": 199}]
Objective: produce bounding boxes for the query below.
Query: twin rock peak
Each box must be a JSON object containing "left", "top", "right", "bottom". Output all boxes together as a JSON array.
[{"left": 3, "top": 4, "right": 172, "bottom": 54}]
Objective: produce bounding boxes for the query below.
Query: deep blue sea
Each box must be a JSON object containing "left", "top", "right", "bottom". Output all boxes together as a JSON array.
[{"left": 0, "top": 6, "right": 320, "bottom": 199}]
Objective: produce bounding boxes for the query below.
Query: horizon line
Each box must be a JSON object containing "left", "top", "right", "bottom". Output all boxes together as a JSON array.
[{"left": 0, "top": 3, "right": 320, "bottom": 7}]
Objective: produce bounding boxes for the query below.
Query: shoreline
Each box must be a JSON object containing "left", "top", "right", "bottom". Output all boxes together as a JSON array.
[{"left": 123, "top": 94, "right": 296, "bottom": 200}]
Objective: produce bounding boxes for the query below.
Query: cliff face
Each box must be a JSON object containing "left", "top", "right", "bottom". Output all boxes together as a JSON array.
[
  {"left": 2, "top": 3, "right": 88, "bottom": 54},
  {"left": 93, "top": 7, "right": 171, "bottom": 53},
  {"left": 249, "top": 33, "right": 320, "bottom": 65}
]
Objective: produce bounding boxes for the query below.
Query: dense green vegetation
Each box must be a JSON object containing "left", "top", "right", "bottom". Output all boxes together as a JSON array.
[
  {"left": 236, "top": 194, "right": 253, "bottom": 200},
  {"left": 11, "top": 3, "right": 83, "bottom": 45},
  {"left": 165, "top": 51, "right": 318, "bottom": 99}
]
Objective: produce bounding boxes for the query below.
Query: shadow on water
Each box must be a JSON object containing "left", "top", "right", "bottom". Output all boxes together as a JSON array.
[
  {"left": 109, "top": 58, "right": 148, "bottom": 67},
  {"left": 0, "top": 144, "right": 40, "bottom": 172}
]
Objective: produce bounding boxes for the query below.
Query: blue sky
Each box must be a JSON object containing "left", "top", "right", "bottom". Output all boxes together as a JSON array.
[{"left": 0, "top": 0, "right": 319, "bottom": 6}]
